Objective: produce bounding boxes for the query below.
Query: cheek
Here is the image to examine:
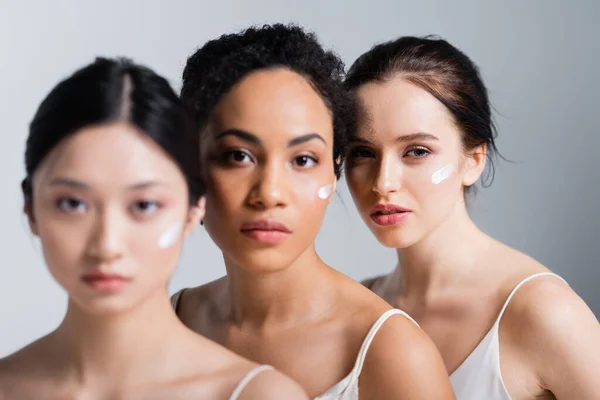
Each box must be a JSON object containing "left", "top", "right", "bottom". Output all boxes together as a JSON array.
[
  {"left": 345, "top": 167, "right": 372, "bottom": 204},
  {"left": 409, "top": 164, "right": 461, "bottom": 212},
  {"left": 295, "top": 175, "right": 333, "bottom": 203},
  {"left": 130, "top": 219, "right": 185, "bottom": 271},
  {"left": 205, "top": 170, "right": 245, "bottom": 217},
  {"left": 130, "top": 223, "right": 182, "bottom": 256},
  {"left": 294, "top": 184, "right": 328, "bottom": 214},
  {"left": 430, "top": 163, "right": 454, "bottom": 185},
  {"left": 157, "top": 222, "right": 183, "bottom": 249},
  {"left": 288, "top": 175, "right": 333, "bottom": 235},
  {"left": 412, "top": 175, "right": 453, "bottom": 200},
  {"left": 403, "top": 160, "right": 450, "bottom": 187},
  {"left": 36, "top": 218, "right": 88, "bottom": 284}
]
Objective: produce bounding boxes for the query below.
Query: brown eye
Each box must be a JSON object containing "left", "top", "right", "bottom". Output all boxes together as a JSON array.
[
  {"left": 293, "top": 155, "right": 317, "bottom": 168},
  {"left": 131, "top": 200, "right": 160, "bottom": 215},
  {"left": 56, "top": 197, "right": 87, "bottom": 213},
  {"left": 224, "top": 150, "right": 253, "bottom": 164}
]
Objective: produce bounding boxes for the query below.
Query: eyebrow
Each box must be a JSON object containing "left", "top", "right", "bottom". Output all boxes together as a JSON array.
[
  {"left": 216, "top": 129, "right": 260, "bottom": 144},
  {"left": 215, "top": 129, "right": 326, "bottom": 147},
  {"left": 396, "top": 133, "right": 439, "bottom": 143},
  {"left": 48, "top": 178, "right": 166, "bottom": 191},
  {"left": 49, "top": 178, "right": 89, "bottom": 189},
  {"left": 349, "top": 132, "right": 439, "bottom": 144}
]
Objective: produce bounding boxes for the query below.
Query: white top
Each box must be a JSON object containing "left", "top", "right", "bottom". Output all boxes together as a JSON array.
[
  {"left": 171, "top": 292, "right": 418, "bottom": 400},
  {"left": 449, "top": 272, "right": 567, "bottom": 400},
  {"left": 314, "top": 309, "right": 419, "bottom": 400},
  {"left": 229, "top": 365, "right": 274, "bottom": 400}
]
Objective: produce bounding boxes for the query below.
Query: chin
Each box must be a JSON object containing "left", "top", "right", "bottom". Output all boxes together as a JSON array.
[
  {"left": 360, "top": 211, "right": 426, "bottom": 249},
  {"left": 225, "top": 247, "right": 298, "bottom": 273},
  {"left": 367, "top": 225, "right": 422, "bottom": 249},
  {"left": 71, "top": 296, "right": 137, "bottom": 316},
  {"left": 375, "top": 233, "right": 417, "bottom": 248}
]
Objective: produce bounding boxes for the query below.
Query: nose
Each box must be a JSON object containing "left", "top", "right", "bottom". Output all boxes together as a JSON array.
[
  {"left": 86, "top": 208, "right": 124, "bottom": 265},
  {"left": 372, "top": 154, "right": 402, "bottom": 196},
  {"left": 247, "top": 160, "right": 287, "bottom": 210}
]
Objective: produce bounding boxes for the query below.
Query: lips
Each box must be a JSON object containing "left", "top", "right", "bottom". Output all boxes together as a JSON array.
[
  {"left": 240, "top": 219, "right": 292, "bottom": 244},
  {"left": 81, "top": 272, "right": 131, "bottom": 292},
  {"left": 369, "top": 204, "right": 412, "bottom": 226}
]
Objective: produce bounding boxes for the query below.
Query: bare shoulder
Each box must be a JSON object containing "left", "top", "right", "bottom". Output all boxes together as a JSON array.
[
  {"left": 340, "top": 272, "right": 411, "bottom": 337},
  {"left": 359, "top": 312, "right": 455, "bottom": 399},
  {"left": 0, "top": 337, "right": 56, "bottom": 399},
  {"left": 170, "top": 329, "right": 307, "bottom": 399},
  {"left": 500, "top": 260, "right": 600, "bottom": 397},
  {"left": 172, "top": 276, "right": 228, "bottom": 321},
  {"left": 496, "top": 245, "right": 595, "bottom": 336},
  {"left": 491, "top": 239, "right": 552, "bottom": 278},
  {"left": 236, "top": 368, "right": 308, "bottom": 400},
  {"left": 360, "top": 273, "right": 388, "bottom": 291},
  {"left": 330, "top": 272, "right": 454, "bottom": 398},
  {"left": 177, "top": 356, "right": 308, "bottom": 400},
  {"left": 172, "top": 276, "right": 227, "bottom": 308},
  {"left": 364, "top": 311, "right": 440, "bottom": 366},
  {"left": 186, "top": 276, "right": 227, "bottom": 301},
  {"left": 0, "top": 337, "right": 48, "bottom": 375},
  {"left": 0, "top": 352, "right": 21, "bottom": 397},
  {"left": 502, "top": 266, "right": 598, "bottom": 347}
]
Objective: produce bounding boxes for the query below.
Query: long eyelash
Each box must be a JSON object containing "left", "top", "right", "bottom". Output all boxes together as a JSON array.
[
  {"left": 220, "top": 149, "right": 253, "bottom": 164},
  {"left": 292, "top": 154, "right": 319, "bottom": 168}
]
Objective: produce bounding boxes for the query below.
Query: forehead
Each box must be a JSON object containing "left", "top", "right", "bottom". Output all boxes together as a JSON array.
[
  {"left": 355, "top": 76, "right": 457, "bottom": 142},
  {"left": 37, "top": 122, "right": 183, "bottom": 184},
  {"left": 211, "top": 68, "right": 334, "bottom": 144}
]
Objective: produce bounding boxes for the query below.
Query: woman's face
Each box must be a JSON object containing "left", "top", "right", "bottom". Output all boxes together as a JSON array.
[
  {"left": 203, "top": 68, "right": 336, "bottom": 272},
  {"left": 28, "top": 122, "right": 202, "bottom": 315},
  {"left": 345, "top": 76, "right": 485, "bottom": 248}
]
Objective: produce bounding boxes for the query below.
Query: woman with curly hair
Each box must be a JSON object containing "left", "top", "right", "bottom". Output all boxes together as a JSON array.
[{"left": 171, "top": 24, "right": 454, "bottom": 400}]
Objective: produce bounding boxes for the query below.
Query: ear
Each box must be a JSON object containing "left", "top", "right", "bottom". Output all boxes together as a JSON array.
[
  {"left": 462, "top": 143, "right": 487, "bottom": 187},
  {"left": 24, "top": 201, "right": 39, "bottom": 237},
  {"left": 183, "top": 197, "right": 206, "bottom": 238}
]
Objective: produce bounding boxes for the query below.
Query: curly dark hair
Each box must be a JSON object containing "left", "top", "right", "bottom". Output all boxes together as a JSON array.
[{"left": 180, "top": 23, "right": 352, "bottom": 178}]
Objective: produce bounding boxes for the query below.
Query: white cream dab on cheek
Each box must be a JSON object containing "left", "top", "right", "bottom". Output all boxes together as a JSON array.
[
  {"left": 158, "top": 222, "right": 183, "bottom": 249},
  {"left": 317, "top": 184, "right": 333, "bottom": 199},
  {"left": 431, "top": 164, "right": 454, "bottom": 184}
]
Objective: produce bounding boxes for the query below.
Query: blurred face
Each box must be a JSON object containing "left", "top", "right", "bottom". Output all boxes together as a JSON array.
[
  {"left": 28, "top": 122, "right": 203, "bottom": 315},
  {"left": 345, "top": 77, "right": 484, "bottom": 248},
  {"left": 203, "top": 68, "right": 336, "bottom": 271}
]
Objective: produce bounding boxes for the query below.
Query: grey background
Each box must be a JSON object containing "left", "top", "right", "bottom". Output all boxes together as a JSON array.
[{"left": 1, "top": 0, "right": 598, "bottom": 357}]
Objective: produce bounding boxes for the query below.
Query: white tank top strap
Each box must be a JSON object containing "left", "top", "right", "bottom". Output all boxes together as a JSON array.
[
  {"left": 314, "top": 309, "right": 418, "bottom": 399},
  {"left": 495, "top": 272, "right": 568, "bottom": 324},
  {"left": 351, "top": 309, "right": 419, "bottom": 377},
  {"left": 229, "top": 365, "right": 275, "bottom": 400},
  {"left": 450, "top": 272, "right": 567, "bottom": 400}
]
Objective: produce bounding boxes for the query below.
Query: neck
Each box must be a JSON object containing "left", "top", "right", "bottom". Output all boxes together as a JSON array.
[
  {"left": 224, "top": 245, "right": 338, "bottom": 330},
  {"left": 395, "top": 198, "right": 493, "bottom": 299},
  {"left": 52, "top": 287, "right": 181, "bottom": 386}
]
